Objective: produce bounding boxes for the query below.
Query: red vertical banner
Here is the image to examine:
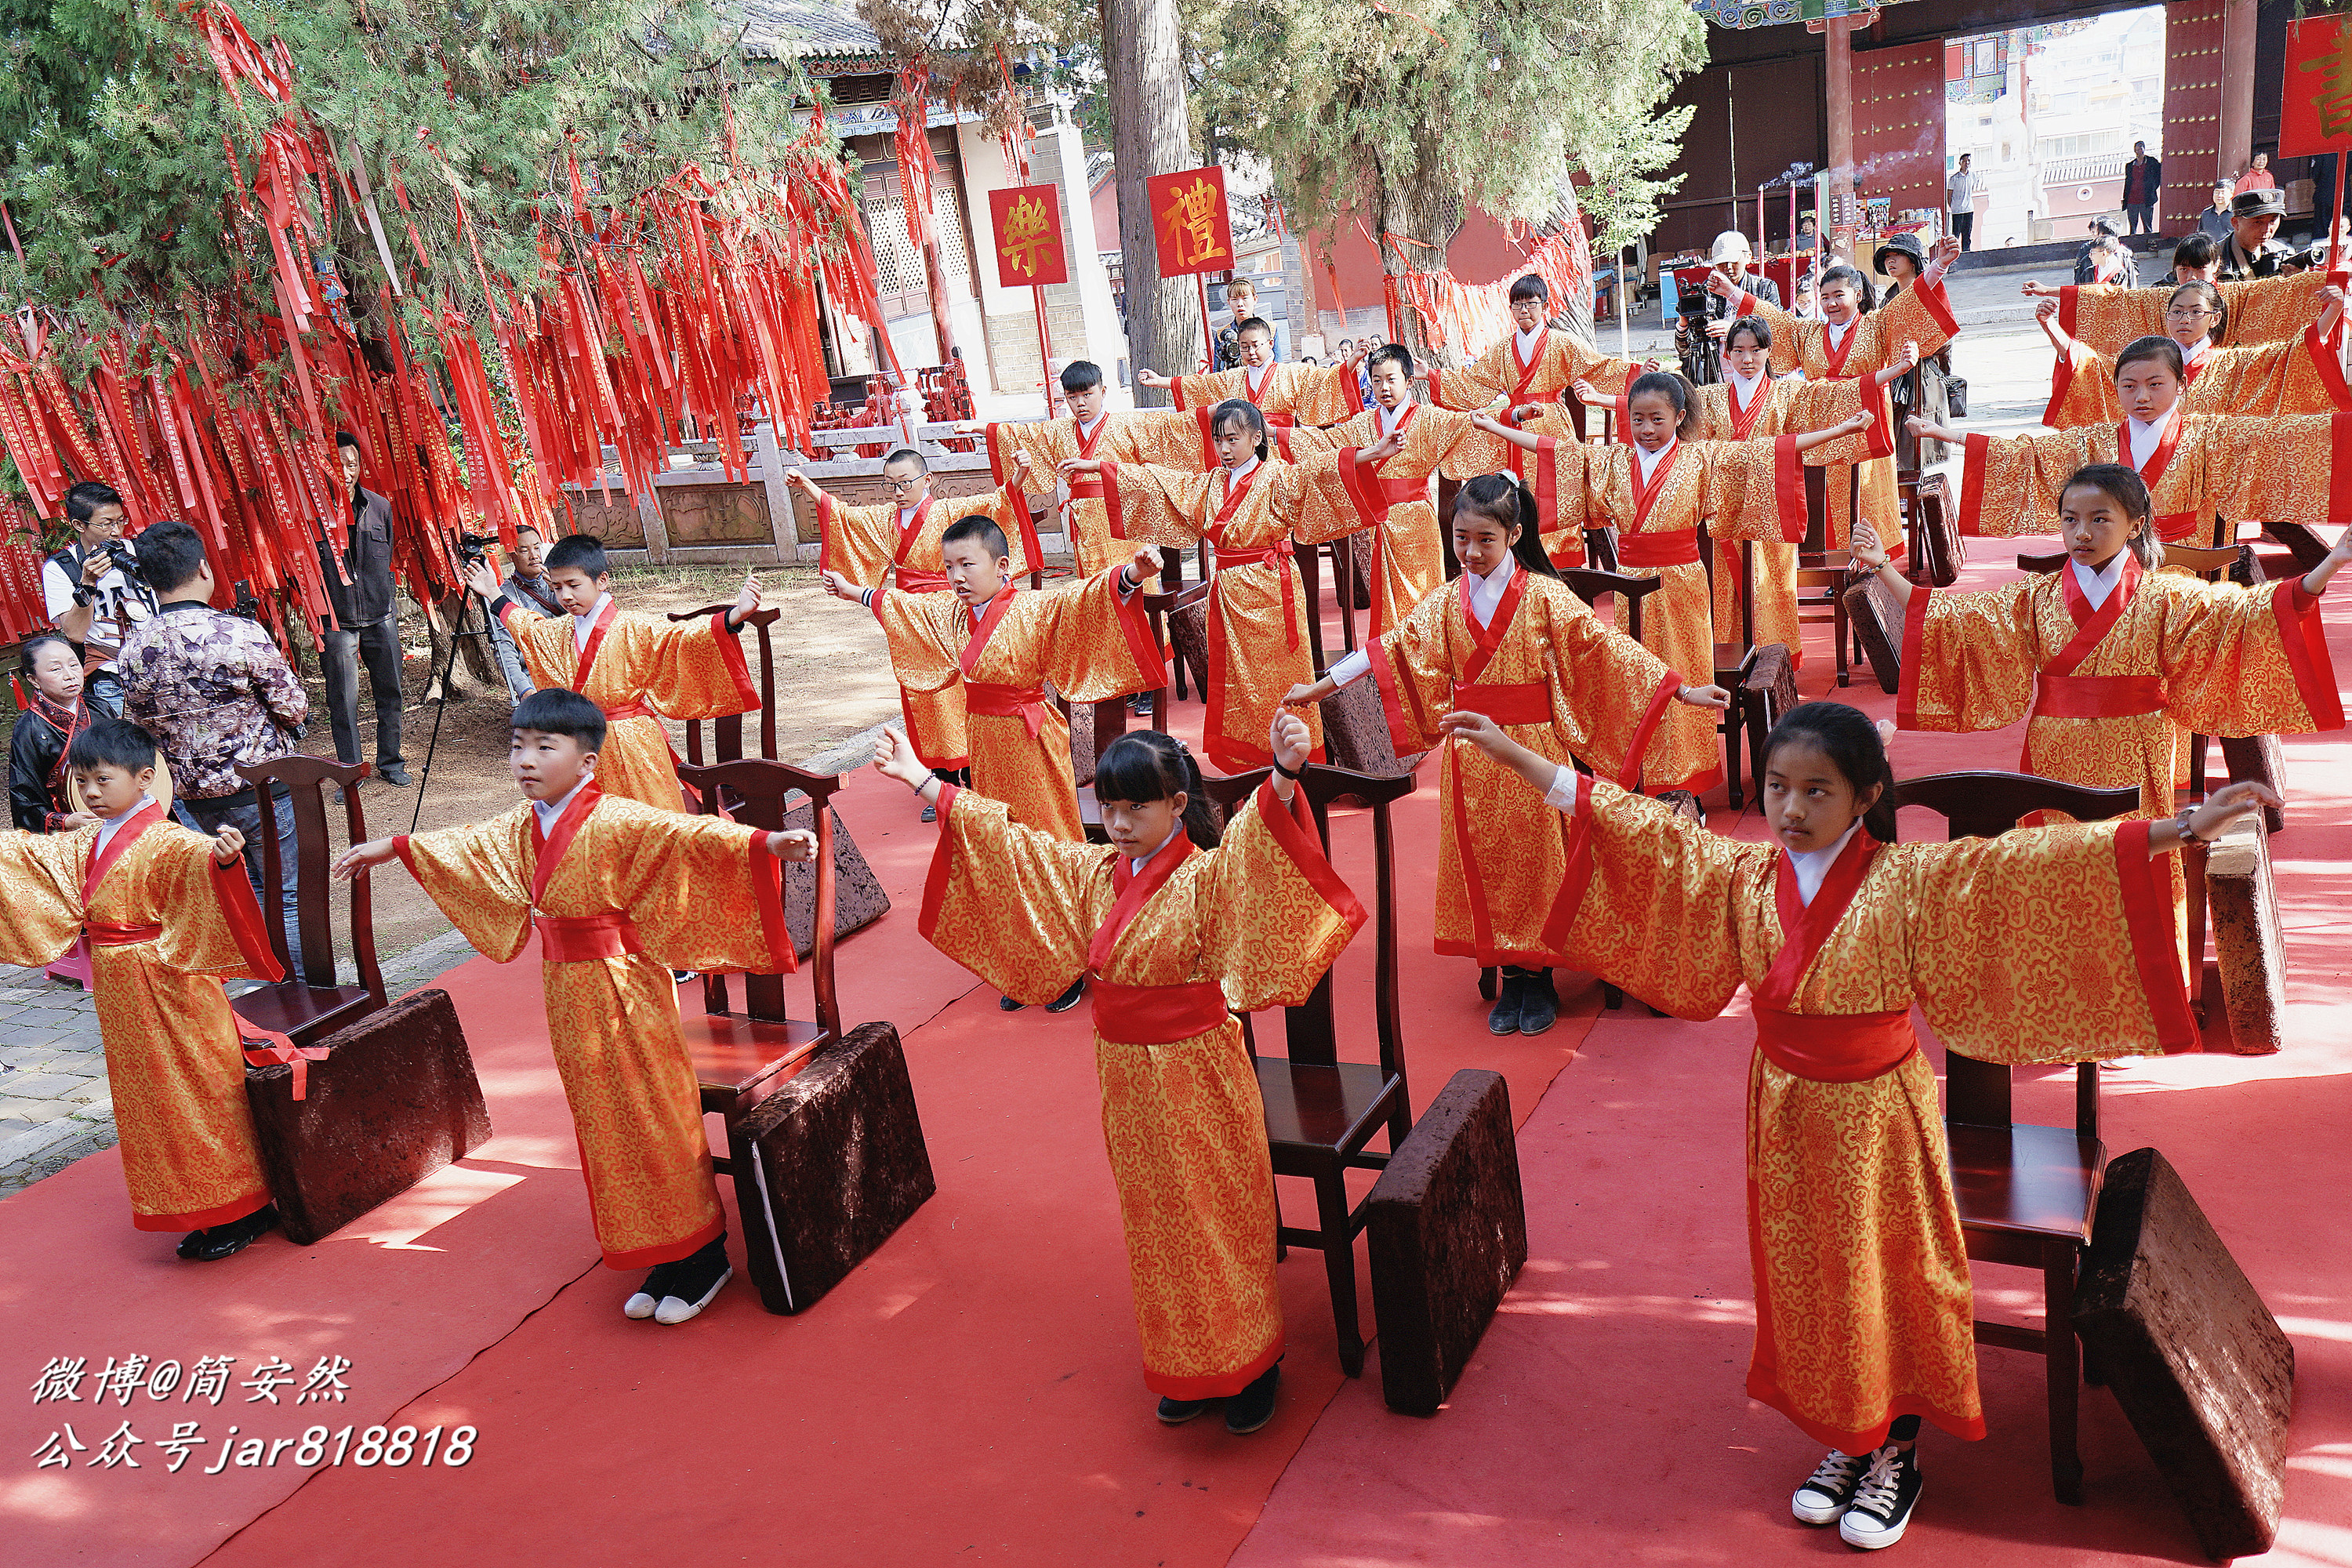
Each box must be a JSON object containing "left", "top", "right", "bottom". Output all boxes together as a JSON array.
[
  {"left": 988, "top": 185, "right": 1069, "bottom": 288},
  {"left": 2282, "top": 15, "right": 2352, "bottom": 157},
  {"left": 1145, "top": 165, "right": 1234, "bottom": 278}
]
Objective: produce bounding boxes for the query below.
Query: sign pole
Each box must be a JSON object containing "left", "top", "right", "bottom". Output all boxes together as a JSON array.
[
  {"left": 1196, "top": 272, "right": 1214, "bottom": 371},
  {"left": 2333, "top": 149, "right": 2347, "bottom": 277}
]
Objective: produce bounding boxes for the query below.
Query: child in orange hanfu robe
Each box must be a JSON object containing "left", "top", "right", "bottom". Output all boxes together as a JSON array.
[
  {"left": 336, "top": 689, "right": 817, "bottom": 1326},
  {"left": 1910, "top": 335, "right": 2352, "bottom": 550},
  {"left": 1139, "top": 314, "right": 1364, "bottom": 454},
  {"left": 1474, "top": 372, "right": 1874, "bottom": 793},
  {"left": 2034, "top": 281, "right": 2349, "bottom": 428},
  {"left": 1425, "top": 271, "right": 1648, "bottom": 419},
  {"left": 1281, "top": 473, "right": 1729, "bottom": 1037},
  {"left": 2026, "top": 266, "right": 2329, "bottom": 352},
  {"left": 0, "top": 720, "right": 285, "bottom": 1259},
  {"left": 464, "top": 535, "right": 760, "bottom": 811},
  {"left": 875, "top": 712, "right": 1362, "bottom": 1437},
  {"left": 1067, "top": 399, "right": 1367, "bottom": 773},
  {"left": 1708, "top": 238, "right": 1963, "bottom": 548},
  {"left": 972, "top": 360, "right": 1202, "bottom": 575},
  {"left": 1449, "top": 698, "right": 2276, "bottom": 1550}
]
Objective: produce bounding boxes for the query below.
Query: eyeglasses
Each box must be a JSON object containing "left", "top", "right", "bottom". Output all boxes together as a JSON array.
[
  {"left": 884, "top": 474, "right": 923, "bottom": 492},
  {"left": 2164, "top": 307, "right": 2218, "bottom": 320}
]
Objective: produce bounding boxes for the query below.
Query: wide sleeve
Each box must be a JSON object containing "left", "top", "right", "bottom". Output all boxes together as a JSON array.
[
  {"left": 2154, "top": 575, "right": 2344, "bottom": 736},
  {"left": 1427, "top": 343, "right": 1512, "bottom": 412},
  {"left": 1696, "top": 437, "right": 1809, "bottom": 544},
  {"left": 1112, "top": 409, "right": 1216, "bottom": 471},
  {"left": 2056, "top": 283, "right": 2164, "bottom": 354},
  {"left": 1018, "top": 568, "right": 1166, "bottom": 702},
  {"left": 1283, "top": 448, "right": 1376, "bottom": 546},
  {"left": 1776, "top": 379, "right": 1879, "bottom": 465},
  {"left": 1283, "top": 362, "right": 1367, "bottom": 426},
  {"left": 393, "top": 813, "right": 535, "bottom": 964},
  {"left": 0, "top": 829, "right": 89, "bottom": 967},
  {"left": 869, "top": 590, "right": 964, "bottom": 695},
  {"left": 1543, "top": 779, "right": 1770, "bottom": 1020},
  {"left": 1563, "top": 340, "right": 1646, "bottom": 401},
  {"left": 2201, "top": 412, "right": 2352, "bottom": 524},
  {"left": 607, "top": 806, "right": 798, "bottom": 975},
  {"left": 1109, "top": 460, "right": 1215, "bottom": 550},
  {"left": 815, "top": 494, "right": 898, "bottom": 586},
  {"left": 1523, "top": 436, "right": 1599, "bottom": 565},
  {"left": 1893, "top": 578, "right": 2040, "bottom": 733},
  {"left": 2220, "top": 270, "right": 2328, "bottom": 346},
  {"left": 985, "top": 419, "right": 1067, "bottom": 503},
  {"left": 1955, "top": 430, "right": 2099, "bottom": 536},
  {"left": 2195, "top": 332, "right": 2352, "bottom": 419},
  {"left": 625, "top": 611, "right": 760, "bottom": 720},
  {"left": 1364, "top": 584, "right": 1464, "bottom": 753},
  {"left": 492, "top": 601, "right": 577, "bottom": 690},
  {"left": 1900, "top": 825, "right": 2195, "bottom": 1062},
  {"left": 1191, "top": 782, "right": 1367, "bottom": 1012},
  {"left": 1170, "top": 368, "right": 1244, "bottom": 412},
  {"left": 916, "top": 784, "right": 1105, "bottom": 1004},
  {"left": 136, "top": 827, "right": 287, "bottom": 982},
  {"left": 1428, "top": 407, "right": 1518, "bottom": 481},
  {"left": 1537, "top": 589, "right": 1680, "bottom": 786},
  {"left": 1867, "top": 278, "right": 1960, "bottom": 367},
  {"left": 2043, "top": 343, "right": 2122, "bottom": 430}
]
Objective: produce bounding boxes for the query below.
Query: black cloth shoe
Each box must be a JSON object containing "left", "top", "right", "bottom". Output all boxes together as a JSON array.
[
  {"left": 1517, "top": 969, "right": 1559, "bottom": 1036},
  {"left": 1045, "top": 976, "right": 1087, "bottom": 1014},
  {"left": 177, "top": 1203, "right": 278, "bottom": 1261},
  {"left": 639, "top": 1235, "right": 732, "bottom": 1326},
  {"left": 377, "top": 764, "right": 412, "bottom": 787},
  {"left": 998, "top": 994, "right": 1027, "bottom": 1011},
  {"left": 1128, "top": 691, "right": 1154, "bottom": 716},
  {"left": 1790, "top": 1447, "right": 1869, "bottom": 1525},
  {"left": 1487, "top": 971, "right": 1526, "bottom": 1036},
  {"left": 1224, "top": 1361, "right": 1281, "bottom": 1435},
  {"left": 1838, "top": 1444, "right": 1922, "bottom": 1549},
  {"left": 920, "top": 800, "right": 937, "bottom": 823},
  {"left": 1156, "top": 1396, "right": 1210, "bottom": 1425}
]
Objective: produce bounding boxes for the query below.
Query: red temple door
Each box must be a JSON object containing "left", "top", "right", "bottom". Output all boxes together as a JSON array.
[
  {"left": 1853, "top": 42, "right": 1950, "bottom": 231},
  {"left": 2162, "top": 0, "right": 2227, "bottom": 231}
]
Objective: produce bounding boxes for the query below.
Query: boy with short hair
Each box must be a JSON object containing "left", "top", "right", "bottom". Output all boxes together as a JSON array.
[
  {"left": 463, "top": 536, "right": 763, "bottom": 812},
  {"left": 966, "top": 361, "right": 1200, "bottom": 575},
  {"left": 1426, "top": 274, "right": 1648, "bottom": 416},
  {"left": 787, "top": 445, "right": 1042, "bottom": 593},
  {"left": 1137, "top": 317, "right": 1364, "bottom": 436},
  {"left": 337, "top": 688, "right": 818, "bottom": 1323},
  {"left": 0, "top": 719, "right": 286, "bottom": 1258}
]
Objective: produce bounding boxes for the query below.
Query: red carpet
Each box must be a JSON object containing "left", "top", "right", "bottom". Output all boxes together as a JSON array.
[{"left": 1, "top": 537, "right": 2345, "bottom": 1566}]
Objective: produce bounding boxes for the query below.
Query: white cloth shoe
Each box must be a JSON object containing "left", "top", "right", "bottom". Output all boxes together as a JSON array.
[
  {"left": 653, "top": 1265, "right": 734, "bottom": 1325},
  {"left": 622, "top": 1290, "right": 659, "bottom": 1320}
]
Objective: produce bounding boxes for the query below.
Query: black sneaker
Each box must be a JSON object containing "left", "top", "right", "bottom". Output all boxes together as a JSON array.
[
  {"left": 1045, "top": 976, "right": 1087, "bottom": 1014},
  {"left": 1487, "top": 972, "right": 1526, "bottom": 1036},
  {"left": 1790, "top": 1447, "right": 1868, "bottom": 1525},
  {"left": 176, "top": 1203, "right": 278, "bottom": 1262},
  {"left": 1518, "top": 969, "right": 1559, "bottom": 1036},
  {"left": 378, "top": 764, "right": 413, "bottom": 787},
  {"left": 1225, "top": 1361, "right": 1281, "bottom": 1435},
  {"left": 1156, "top": 1396, "right": 1210, "bottom": 1425},
  {"left": 998, "top": 994, "right": 1027, "bottom": 1011},
  {"left": 1838, "top": 1445, "right": 1922, "bottom": 1549}
]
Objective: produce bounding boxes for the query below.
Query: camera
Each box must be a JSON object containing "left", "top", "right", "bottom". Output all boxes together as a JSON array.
[
  {"left": 455, "top": 532, "right": 498, "bottom": 567},
  {"left": 95, "top": 538, "right": 137, "bottom": 570}
]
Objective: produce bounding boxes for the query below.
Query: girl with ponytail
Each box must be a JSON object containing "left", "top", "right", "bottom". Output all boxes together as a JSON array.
[
  {"left": 873, "top": 709, "right": 1366, "bottom": 1438},
  {"left": 1283, "top": 472, "right": 1731, "bottom": 1036},
  {"left": 2030, "top": 277, "right": 2348, "bottom": 428},
  {"left": 1446, "top": 695, "right": 2281, "bottom": 1547}
]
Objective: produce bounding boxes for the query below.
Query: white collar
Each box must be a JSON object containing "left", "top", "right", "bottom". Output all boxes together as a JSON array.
[
  {"left": 2183, "top": 337, "right": 2211, "bottom": 365},
  {"left": 1377, "top": 401, "right": 1411, "bottom": 436},
  {"left": 1127, "top": 823, "right": 1182, "bottom": 876},
  {"left": 1513, "top": 323, "right": 1546, "bottom": 360},
  {"left": 1633, "top": 439, "right": 1676, "bottom": 481},
  {"left": 531, "top": 774, "right": 594, "bottom": 835},
  {"left": 2124, "top": 407, "right": 2176, "bottom": 466},
  {"left": 1465, "top": 554, "right": 1518, "bottom": 629},
  {"left": 93, "top": 793, "right": 157, "bottom": 857},
  {"left": 1225, "top": 456, "right": 1262, "bottom": 486},
  {"left": 2070, "top": 551, "right": 2130, "bottom": 611},
  {"left": 1244, "top": 361, "right": 1272, "bottom": 396},
  {"left": 1825, "top": 317, "right": 1854, "bottom": 348},
  {"left": 571, "top": 592, "right": 612, "bottom": 651},
  {"left": 1786, "top": 818, "right": 1864, "bottom": 906},
  {"left": 1076, "top": 412, "right": 1105, "bottom": 437},
  {"left": 1727, "top": 365, "right": 1767, "bottom": 405}
]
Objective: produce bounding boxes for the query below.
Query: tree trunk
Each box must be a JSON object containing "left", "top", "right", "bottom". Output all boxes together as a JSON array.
[
  {"left": 1104, "top": 0, "right": 1198, "bottom": 407},
  {"left": 1373, "top": 159, "right": 1450, "bottom": 376},
  {"left": 419, "top": 590, "right": 497, "bottom": 702}
]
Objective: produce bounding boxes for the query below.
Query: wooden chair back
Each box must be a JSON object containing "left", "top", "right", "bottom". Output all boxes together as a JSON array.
[
  {"left": 1136, "top": 580, "right": 1214, "bottom": 734},
  {"left": 231, "top": 755, "right": 387, "bottom": 1042},
  {"left": 1559, "top": 567, "right": 1661, "bottom": 644},
  {"left": 1890, "top": 770, "right": 2141, "bottom": 1136},
  {"left": 667, "top": 604, "right": 781, "bottom": 764},
  {"left": 673, "top": 757, "right": 844, "bottom": 1044}
]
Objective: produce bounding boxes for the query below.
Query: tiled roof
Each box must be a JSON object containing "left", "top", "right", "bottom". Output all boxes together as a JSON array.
[{"left": 735, "top": 0, "right": 887, "bottom": 61}]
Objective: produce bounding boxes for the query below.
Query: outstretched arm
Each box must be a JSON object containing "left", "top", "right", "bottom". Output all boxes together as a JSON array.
[
  {"left": 1905, "top": 413, "right": 1965, "bottom": 444},
  {"left": 1789, "top": 409, "right": 1875, "bottom": 454},
  {"left": 1437, "top": 710, "right": 1560, "bottom": 797},
  {"left": 2318, "top": 283, "right": 2346, "bottom": 343},
  {"left": 2301, "top": 522, "right": 2352, "bottom": 599},
  {"left": 1469, "top": 411, "right": 1544, "bottom": 453},
  {"left": 2149, "top": 781, "right": 2283, "bottom": 856},
  {"left": 1872, "top": 341, "right": 1922, "bottom": 389},
  {"left": 1849, "top": 522, "right": 1914, "bottom": 606},
  {"left": 2034, "top": 296, "right": 2075, "bottom": 356}
]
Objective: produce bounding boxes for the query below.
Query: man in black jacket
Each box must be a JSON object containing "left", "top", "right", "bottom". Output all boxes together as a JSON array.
[
  {"left": 323, "top": 432, "right": 409, "bottom": 786},
  {"left": 2122, "top": 143, "right": 2162, "bottom": 236}
]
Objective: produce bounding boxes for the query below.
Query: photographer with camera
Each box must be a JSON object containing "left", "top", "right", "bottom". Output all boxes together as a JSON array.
[
  {"left": 1678, "top": 232, "right": 1784, "bottom": 387},
  {"left": 42, "top": 481, "right": 154, "bottom": 716},
  {"left": 321, "top": 432, "right": 410, "bottom": 786},
  {"left": 484, "top": 524, "right": 558, "bottom": 704}
]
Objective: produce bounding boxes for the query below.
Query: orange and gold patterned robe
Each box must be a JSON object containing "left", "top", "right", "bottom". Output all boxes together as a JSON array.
[
  {"left": 1734, "top": 280, "right": 1959, "bottom": 547},
  {"left": 815, "top": 480, "right": 1040, "bottom": 591},
  {"left": 1690, "top": 376, "right": 1879, "bottom": 665},
  {"left": 0, "top": 806, "right": 282, "bottom": 1230},
  {"left": 869, "top": 571, "right": 1163, "bottom": 840},
  {"left": 919, "top": 780, "right": 1363, "bottom": 1399},
  {"left": 1549, "top": 779, "right": 2194, "bottom": 1451},
  {"left": 1363, "top": 567, "right": 1677, "bottom": 965},
  {"left": 1171, "top": 361, "right": 1363, "bottom": 430},
  {"left": 984, "top": 411, "right": 1201, "bottom": 575},
  {"left": 1111, "top": 456, "right": 1363, "bottom": 771},
  {"left": 496, "top": 597, "right": 758, "bottom": 809},
  {"left": 2042, "top": 328, "right": 2352, "bottom": 429},
  {"left": 2055, "top": 270, "right": 2329, "bottom": 352},
  {"left": 1287, "top": 403, "right": 1515, "bottom": 632},
  {"left": 1426, "top": 327, "right": 1646, "bottom": 414},
  {"left": 1956, "top": 409, "right": 2352, "bottom": 547},
  {"left": 394, "top": 789, "right": 794, "bottom": 1269}
]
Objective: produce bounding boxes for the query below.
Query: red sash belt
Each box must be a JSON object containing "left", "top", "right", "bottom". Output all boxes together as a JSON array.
[
  {"left": 601, "top": 702, "right": 652, "bottom": 723},
  {"left": 1751, "top": 1005, "right": 1916, "bottom": 1082},
  {"left": 963, "top": 681, "right": 1054, "bottom": 739},
  {"left": 1067, "top": 476, "right": 1106, "bottom": 499},
  {"left": 535, "top": 911, "right": 643, "bottom": 962},
  {"left": 1088, "top": 978, "right": 1231, "bottom": 1044},
  {"left": 2033, "top": 673, "right": 2168, "bottom": 719},
  {"left": 1214, "top": 539, "right": 1301, "bottom": 651},
  {"left": 1376, "top": 473, "right": 1429, "bottom": 507},
  {"left": 894, "top": 568, "right": 952, "bottom": 593},
  {"left": 85, "top": 921, "right": 163, "bottom": 946},
  {"left": 1454, "top": 680, "right": 1551, "bottom": 726},
  {"left": 1616, "top": 529, "right": 1702, "bottom": 568},
  {"left": 2154, "top": 512, "right": 2201, "bottom": 544}
]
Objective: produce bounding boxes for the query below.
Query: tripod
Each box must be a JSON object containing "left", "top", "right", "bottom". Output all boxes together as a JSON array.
[{"left": 408, "top": 581, "right": 503, "bottom": 833}]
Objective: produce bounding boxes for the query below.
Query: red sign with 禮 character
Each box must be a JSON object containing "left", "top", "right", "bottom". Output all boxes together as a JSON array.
[{"left": 1145, "top": 166, "right": 1233, "bottom": 278}]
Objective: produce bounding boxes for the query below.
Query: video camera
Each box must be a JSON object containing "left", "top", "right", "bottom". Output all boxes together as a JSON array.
[
  {"left": 455, "top": 532, "right": 499, "bottom": 568},
  {"left": 1675, "top": 280, "right": 1722, "bottom": 387}
]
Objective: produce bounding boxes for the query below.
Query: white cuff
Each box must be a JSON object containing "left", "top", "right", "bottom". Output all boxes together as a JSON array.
[
  {"left": 1541, "top": 764, "right": 1581, "bottom": 815},
  {"left": 1327, "top": 648, "right": 1372, "bottom": 688}
]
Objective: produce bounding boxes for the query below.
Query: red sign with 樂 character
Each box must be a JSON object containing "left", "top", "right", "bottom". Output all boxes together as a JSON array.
[
  {"left": 1145, "top": 166, "right": 1233, "bottom": 279},
  {"left": 987, "top": 185, "right": 1069, "bottom": 289},
  {"left": 2282, "top": 14, "right": 2352, "bottom": 158}
]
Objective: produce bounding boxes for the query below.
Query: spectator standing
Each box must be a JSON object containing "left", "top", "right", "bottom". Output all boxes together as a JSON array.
[
  {"left": 2217, "top": 187, "right": 2292, "bottom": 279},
  {"left": 1946, "top": 155, "right": 1981, "bottom": 252},
  {"left": 1214, "top": 275, "right": 1261, "bottom": 370},
  {"left": 41, "top": 481, "right": 151, "bottom": 716},
  {"left": 485, "top": 524, "right": 561, "bottom": 702},
  {"left": 2122, "top": 143, "right": 2162, "bottom": 236},
  {"left": 2233, "top": 152, "right": 2277, "bottom": 195},
  {"left": 321, "top": 432, "right": 410, "bottom": 786},
  {"left": 2197, "top": 184, "right": 2236, "bottom": 241},
  {"left": 119, "top": 521, "right": 307, "bottom": 978}
]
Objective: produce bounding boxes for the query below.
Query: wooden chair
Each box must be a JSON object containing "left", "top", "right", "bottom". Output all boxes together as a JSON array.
[
  {"left": 1795, "top": 466, "right": 1864, "bottom": 686},
  {"left": 1137, "top": 579, "right": 1214, "bottom": 736},
  {"left": 1892, "top": 768, "right": 2142, "bottom": 1505},
  {"left": 1293, "top": 533, "right": 1367, "bottom": 675},
  {"left": 667, "top": 603, "right": 781, "bottom": 764},
  {"left": 1199, "top": 761, "right": 1415, "bottom": 1377},
  {"left": 230, "top": 757, "right": 388, "bottom": 1048},
  {"left": 674, "top": 756, "right": 845, "bottom": 1315},
  {"left": 1697, "top": 524, "right": 1766, "bottom": 810}
]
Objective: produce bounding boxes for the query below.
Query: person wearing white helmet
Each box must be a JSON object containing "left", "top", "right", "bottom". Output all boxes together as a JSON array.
[{"left": 1685, "top": 231, "right": 1783, "bottom": 365}]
